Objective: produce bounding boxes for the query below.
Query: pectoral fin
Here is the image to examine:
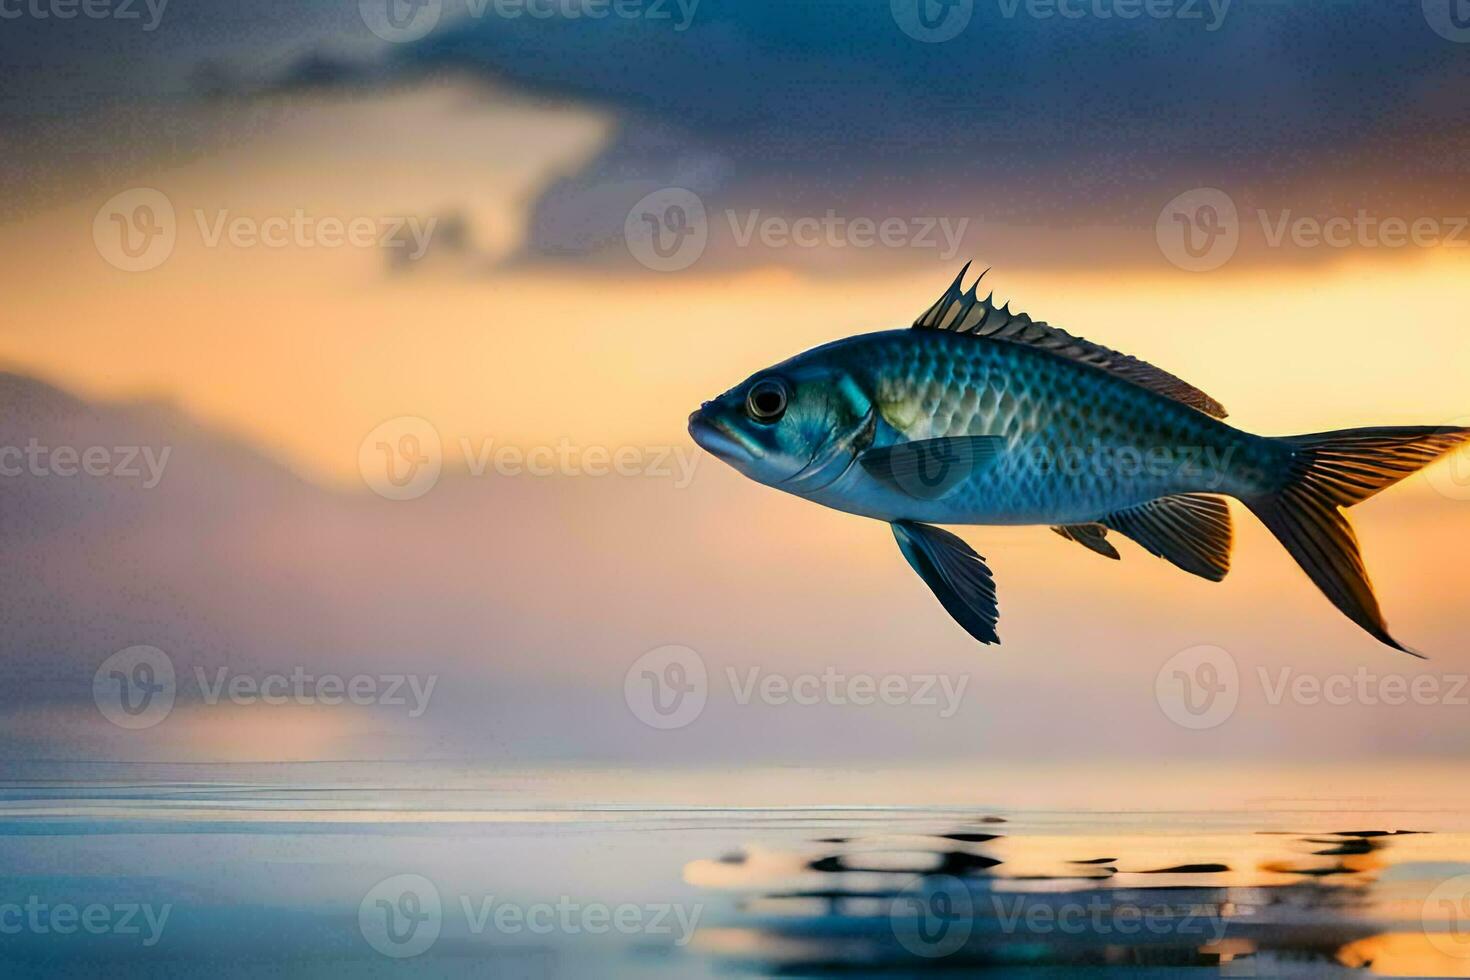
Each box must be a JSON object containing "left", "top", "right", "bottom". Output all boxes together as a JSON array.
[
  {"left": 891, "top": 521, "right": 1000, "bottom": 645},
  {"left": 1052, "top": 523, "right": 1121, "bottom": 560},
  {"left": 859, "top": 436, "right": 1004, "bottom": 499},
  {"left": 1102, "top": 494, "right": 1233, "bottom": 582}
]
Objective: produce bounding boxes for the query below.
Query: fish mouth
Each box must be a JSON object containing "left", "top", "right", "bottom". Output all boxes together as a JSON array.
[{"left": 688, "top": 410, "right": 762, "bottom": 466}]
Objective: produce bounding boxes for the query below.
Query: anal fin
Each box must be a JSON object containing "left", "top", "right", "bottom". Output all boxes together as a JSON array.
[
  {"left": 1052, "top": 523, "right": 1121, "bottom": 560},
  {"left": 1102, "top": 494, "right": 1233, "bottom": 582}
]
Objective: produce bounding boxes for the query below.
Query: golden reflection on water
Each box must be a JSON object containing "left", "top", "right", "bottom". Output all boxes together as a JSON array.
[{"left": 683, "top": 817, "right": 1470, "bottom": 975}]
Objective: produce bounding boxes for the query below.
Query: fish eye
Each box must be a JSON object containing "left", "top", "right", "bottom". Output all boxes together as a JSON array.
[{"left": 745, "top": 378, "right": 789, "bottom": 423}]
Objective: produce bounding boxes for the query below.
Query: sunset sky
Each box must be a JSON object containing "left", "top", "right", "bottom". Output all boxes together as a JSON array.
[{"left": 2, "top": 0, "right": 1468, "bottom": 765}]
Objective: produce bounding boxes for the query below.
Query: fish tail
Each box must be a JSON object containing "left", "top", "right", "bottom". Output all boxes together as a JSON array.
[{"left": 1243, "top": 425, "right": 1470, "bottom": 656}]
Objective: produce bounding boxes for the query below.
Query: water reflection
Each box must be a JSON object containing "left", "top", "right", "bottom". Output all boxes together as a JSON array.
[{"left": 685, "top": 821, "right": 1464, "bottom": 974}]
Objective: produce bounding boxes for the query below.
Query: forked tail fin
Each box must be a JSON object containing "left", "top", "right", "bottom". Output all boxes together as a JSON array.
[{"left": 1245, "top": 425, "right": 1470, "bottom": 656}]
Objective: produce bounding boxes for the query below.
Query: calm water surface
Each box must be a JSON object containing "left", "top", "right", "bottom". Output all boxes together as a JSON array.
[{"left": 1, "top": 761, "right": 1469, "bottom": 977}]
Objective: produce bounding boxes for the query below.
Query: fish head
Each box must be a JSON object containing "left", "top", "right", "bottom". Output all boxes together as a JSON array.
[{"left": 688, "top": 357, "right": 874, "bottom": 493}]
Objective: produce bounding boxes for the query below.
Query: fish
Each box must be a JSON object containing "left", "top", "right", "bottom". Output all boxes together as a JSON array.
[{"left": 687, "top": 264, "right": 1470, "bottom": 654}]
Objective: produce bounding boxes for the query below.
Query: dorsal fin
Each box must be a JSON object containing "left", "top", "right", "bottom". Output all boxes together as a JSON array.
[{"left": 913, "top": 264, "right": 1228, "bottom": 419}]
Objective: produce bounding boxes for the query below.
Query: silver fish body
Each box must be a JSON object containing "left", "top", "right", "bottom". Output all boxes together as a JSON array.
[
  {"left": 790, "top": 328, "right": 1279, "bottom": 526},
  {"left": 689, "top": 268, "right": 1470, "bottom": 652}
]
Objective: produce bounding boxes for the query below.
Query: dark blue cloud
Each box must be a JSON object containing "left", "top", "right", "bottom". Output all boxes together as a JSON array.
[
  {"left": 7, "top": 0, "right": 1469, "bottom": 266},
  {"left": 349, "top": 0, "right": 1470, "bottom": 267}
]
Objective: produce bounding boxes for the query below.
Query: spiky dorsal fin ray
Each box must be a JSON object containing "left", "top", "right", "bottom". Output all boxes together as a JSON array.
[{"left": 913, "top": 264, "right": 1229, "bottom": 420}]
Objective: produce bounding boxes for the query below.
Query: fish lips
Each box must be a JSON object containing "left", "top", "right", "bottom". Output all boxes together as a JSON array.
[{"left": 688, "top": 410, "right": 762, "bottom": 468}]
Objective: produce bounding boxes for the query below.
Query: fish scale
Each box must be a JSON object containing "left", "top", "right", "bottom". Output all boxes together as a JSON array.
[{"left": 824, "top": 329, "right": 1268, "bottom": 526}]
